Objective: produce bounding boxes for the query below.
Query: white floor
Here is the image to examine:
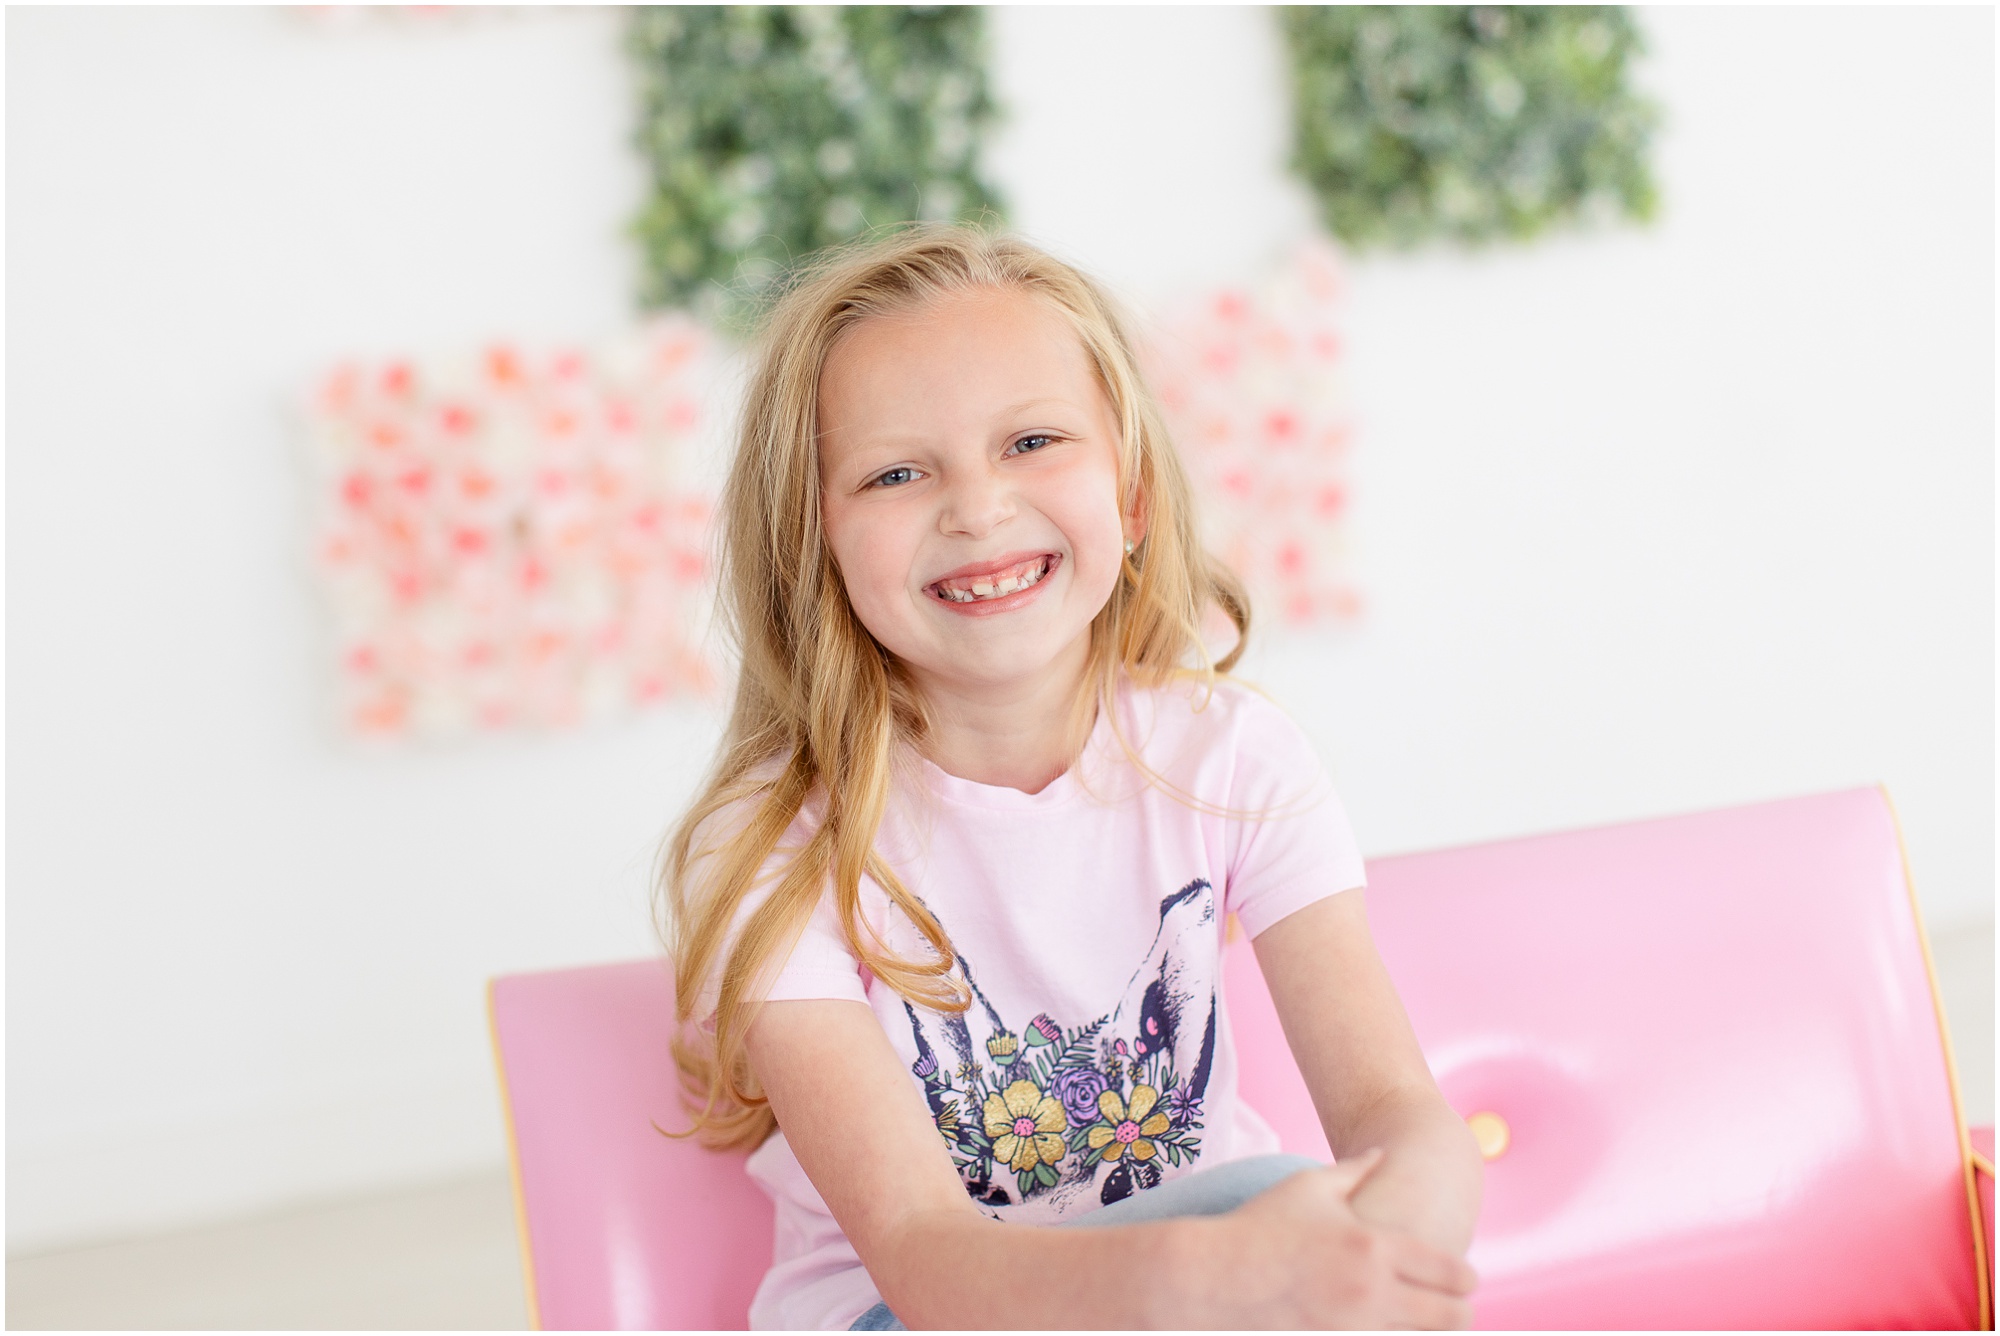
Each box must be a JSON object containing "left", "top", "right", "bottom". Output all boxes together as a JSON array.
[
  {"left": 5, "top": 1173, "right": 529, "bottom": 1331},
  {"left": 8, "top": 920, "right": 1993, "bottom": 1331},
  {"left": 1935, "top": 919, "right": 1998, "bottom": 1131}
]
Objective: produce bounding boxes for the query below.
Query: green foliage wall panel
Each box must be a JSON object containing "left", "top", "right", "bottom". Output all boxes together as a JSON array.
[
  {"left": 628, "top": 6, "right": 1004, "bottom": 319},
  {"left": 1282, "top": 6, "right": 1659, "bottom": 248}
]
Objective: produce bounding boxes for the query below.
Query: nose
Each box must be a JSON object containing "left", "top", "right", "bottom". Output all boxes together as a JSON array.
[{"left": 939, "top": 461, "right": 1013, "bottom": 539}]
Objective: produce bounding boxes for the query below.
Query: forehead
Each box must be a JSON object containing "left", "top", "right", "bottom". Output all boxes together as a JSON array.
[{"left": 816, "top": 287, "right": 1108, "bottom": 446}]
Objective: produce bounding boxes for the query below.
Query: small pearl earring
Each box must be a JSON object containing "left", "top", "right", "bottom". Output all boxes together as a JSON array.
[{"left": 1123, "top": 540, "right": 1135, "bottom": 555}]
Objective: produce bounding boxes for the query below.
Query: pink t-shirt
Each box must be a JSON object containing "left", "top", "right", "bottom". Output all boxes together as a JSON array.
[{"left": 705, "top": 677, "right": 1366, "bottom": 1330}]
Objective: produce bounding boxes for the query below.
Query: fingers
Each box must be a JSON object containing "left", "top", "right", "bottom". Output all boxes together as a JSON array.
[
  {"left": 1324, "top": 1145, "right": 1385, "bottom": 1197},
  {"left": 1391, "top": 1237, "right": 1479, "bottom": 1297},
  {"left": 1242, "top": 1153, "right": 1476, "bottom": 1329}
]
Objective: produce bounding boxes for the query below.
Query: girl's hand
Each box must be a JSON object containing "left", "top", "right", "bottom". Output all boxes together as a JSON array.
[{"left": 1173, "top": 1148, "right": 1477, "bottom": 1330}]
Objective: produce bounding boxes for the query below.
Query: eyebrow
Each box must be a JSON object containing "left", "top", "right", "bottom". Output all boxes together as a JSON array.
[
  {"left": 822, "top": 398, "right": 1089, "bottom": 451},
  {"left": 812, "top": 396, "right": 1096, "bottom": 470},
  {"left": 994, "top": 397, "right": 1082, "bottom": 417}
]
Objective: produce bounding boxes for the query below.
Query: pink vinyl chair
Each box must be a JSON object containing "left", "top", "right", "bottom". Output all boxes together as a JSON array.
[{"left": 489, "top": 786, "right": 1993, "bottom": 1329}]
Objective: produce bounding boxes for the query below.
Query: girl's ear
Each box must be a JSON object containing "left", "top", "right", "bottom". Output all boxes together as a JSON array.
[{"left": 1124, "top": 476, "right": 1150, "bottom": 549}]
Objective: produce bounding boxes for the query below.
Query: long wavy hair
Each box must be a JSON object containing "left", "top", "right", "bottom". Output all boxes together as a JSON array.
[{"left": 659, "top": 223, "right": 1250, "bottom": 1149}]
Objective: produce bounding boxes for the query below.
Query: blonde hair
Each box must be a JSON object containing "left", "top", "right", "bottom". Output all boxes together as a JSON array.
[{"left": 659, "top": 223, "right": 1249, "bottom": 1149}]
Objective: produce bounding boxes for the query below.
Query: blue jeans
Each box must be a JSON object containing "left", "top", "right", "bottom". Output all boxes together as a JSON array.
[{"left": 848, "top": 1153, "right": 1321, "bottom": 1330}]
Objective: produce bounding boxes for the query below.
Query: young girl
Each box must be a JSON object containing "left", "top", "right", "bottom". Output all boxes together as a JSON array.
[{"left": 662, "top": 225, "right": 1482, "bottom": 1330}]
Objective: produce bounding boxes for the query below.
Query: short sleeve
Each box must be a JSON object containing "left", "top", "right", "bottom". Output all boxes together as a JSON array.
[
  {"left": 1222, "top": 693, "right": 1368, "bottom": 940},
  {"left": 682, "top": 802, "right": 869, "bottom": 1023},
  {"left": 760, "top": 877, "right": 870, "bottom": 1006}
]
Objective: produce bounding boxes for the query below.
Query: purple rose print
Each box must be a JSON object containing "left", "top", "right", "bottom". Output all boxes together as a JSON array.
[{"left": 1051, "top": 1067, "right": 1110, "bottom": 1127}]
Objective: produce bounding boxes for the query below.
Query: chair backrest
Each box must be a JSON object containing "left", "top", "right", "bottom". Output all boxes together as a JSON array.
[
  {"left": 491, "top": 786, "right": 1986, "bottom": 1329},
  {"left": 1366, "top": 786, "right": 1981, "bottom": 1328},
  {"left": 488, "top": 959, "right": 771, "bottom": 1330}
]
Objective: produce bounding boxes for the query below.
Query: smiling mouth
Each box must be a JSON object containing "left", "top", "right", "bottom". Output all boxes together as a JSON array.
[{"left": 928, "top": 555, "right": 1057, "bottom": 604}]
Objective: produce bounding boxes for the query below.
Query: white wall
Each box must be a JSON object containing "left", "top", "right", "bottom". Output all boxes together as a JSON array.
[{"left": 9, "top": 6, "right": 1991, "bottom": 1251}]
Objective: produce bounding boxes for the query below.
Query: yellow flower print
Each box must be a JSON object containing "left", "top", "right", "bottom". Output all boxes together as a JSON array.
[
  {"left": 1087, "top": 1084, "right": 1172, "bottom": 1162},
  {"left": 982, "top": 1079, "right": 1068, "bottom": 1173}
]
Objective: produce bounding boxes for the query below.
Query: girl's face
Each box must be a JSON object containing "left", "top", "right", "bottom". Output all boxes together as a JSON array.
[{"left": 817, "top": 288, "right": 1137, "bottom": 701}]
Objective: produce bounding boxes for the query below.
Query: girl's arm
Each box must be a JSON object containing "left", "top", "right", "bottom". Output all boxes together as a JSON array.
[
  {"left": 1252, "top": 887, "right": 1486, "bottom": 1255},
  {"left": 748, "top": 995, "right": 1475, "bottom": 1329},
  {"left": 745, "top": 998, "right": 1173, "bottom": 1327}
]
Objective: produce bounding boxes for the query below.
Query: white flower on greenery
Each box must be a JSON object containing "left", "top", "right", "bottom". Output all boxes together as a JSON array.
[
  {"left": 728, "top": 154, "right": 775, "bottom": 196},
  {"left": 629, "top": 7, "right": 1002, "bottom": 312},
  {"left": 737, "top": 256, "right": 781, "bottom": 290},
  {"left": 1482, "top": 73, "right": 1524, "bottom": 119},
  {"left": 931, "top": 116, "right": 971, "bottom": 168},
  {"left": 815, "top": 139, "right": 857, "bottom": 178},
  {"left": 1506, "top": 173, "right": 1549, "bottom": 211},
  {"left": 1579, "top": 190, "right": 1622, "bottom": 227},
  {"left": 1434, "top": 171, "right": 1482, "bottom": 224},
  {"left": 822, "top": 196, "right": 867, "bottom": 237},
  {"left": 932, "top": 71, "right": 973, "bottom": 111},
  {"left": 1279, "top": 7, "right": 1657, "bottom": 248},
  {"left": 1504, "top": 143, "right": 1554, "bottom": 210},
  {"left": 828, "top": 67, "right": 866, "bottom": 109},
  {"left": 717, "top": 206, "right": 766, "bottom": 250},
  {"left": 918, "top": 180, "right": 961, "bottom": 223},
  {"left": 806, "top": 34, "right": 847, "bottom": 78}
]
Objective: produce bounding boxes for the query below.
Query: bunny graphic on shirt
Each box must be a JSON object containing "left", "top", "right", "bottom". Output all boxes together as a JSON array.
[{"left": 902, "top": 877, "right": 1221, "bottom": 1210}]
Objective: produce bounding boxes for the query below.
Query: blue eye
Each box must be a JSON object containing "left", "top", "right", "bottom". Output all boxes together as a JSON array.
[
  {"left": 871, "top": 467, "right": 918, "bottom": 488},
  {"left": 1010, "top": 434, "right": 1057, "bottom": 455}
]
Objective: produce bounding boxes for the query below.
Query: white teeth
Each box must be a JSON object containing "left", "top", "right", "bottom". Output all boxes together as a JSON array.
[{"left": 935, "top": 557, "right": 1051, "bottom": 604}]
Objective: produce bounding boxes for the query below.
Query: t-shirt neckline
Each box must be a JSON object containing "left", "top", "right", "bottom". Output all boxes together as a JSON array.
[{"left": 909, "top": 689, "right": 1122, "bottom": 812}]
